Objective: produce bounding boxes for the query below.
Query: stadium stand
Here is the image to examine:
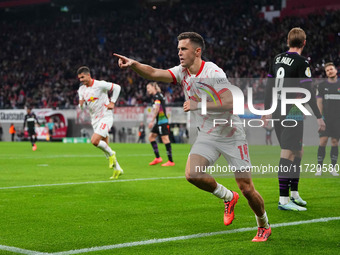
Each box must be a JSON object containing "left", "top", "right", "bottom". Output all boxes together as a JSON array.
[{"left": 0, "top": 0, "right": 339, "bottom": 109}]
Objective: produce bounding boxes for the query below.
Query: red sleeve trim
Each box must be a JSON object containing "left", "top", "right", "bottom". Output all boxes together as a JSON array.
[
  {"left": 110, "top": 83, "right": 114, "bottom": 91},
  {"left": 168, "top": 70, "right": 177, "bottom": 85},
  {"left": 217, "top": 88, "right": 229, "bottom": 95}
]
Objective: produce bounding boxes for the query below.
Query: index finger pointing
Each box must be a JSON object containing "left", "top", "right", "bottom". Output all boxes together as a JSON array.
[{"left": 113, "top": 53, "right": 124, "bottom": 59}]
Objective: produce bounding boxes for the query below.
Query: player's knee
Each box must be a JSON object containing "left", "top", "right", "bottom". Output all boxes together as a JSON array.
[
  {"left": 161, "top": 135, "right": 170, "bottom": 144},
  {"left": 331, "top": 139, "right": 339, "bottom": 147},
  {"left": 238, "top": 183, "right": 255, "bottom": 199},
  {"left": 185, "top": 174, "right": 196, "bottom": 184},
  {"left": 91, "top": 137, "right": 99, "bottom": 146},
  {"left": 149, "top": 133, "right": 156, "bottom": 142},
  {"left": 185, "top": 170, "right": 199, "bottom": 184}
]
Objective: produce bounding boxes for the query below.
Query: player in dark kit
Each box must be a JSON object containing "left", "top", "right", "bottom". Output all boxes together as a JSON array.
[
  {"left": 147, "top": 82, "right": 174, "bottom": 166},
  {"left": 263, "top": 27, "right": 325, "bottom": 211},
  {"left": 23, "top": 107, "right": 40, "bottom": 151},
  {"left": 316, "top": 62, "right": 340, "bottom": 176}
]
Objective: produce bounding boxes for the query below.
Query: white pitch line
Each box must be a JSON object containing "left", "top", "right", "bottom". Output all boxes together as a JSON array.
[
  {"left": 0, "top": 217, "right": 339, "bottom": 255},
  {"left": 0, "top": 244, "right": 48, "bottom": 255},
  {"left": 0, "top": 176, "right": 185, "bottom": 190},
  {"left": 0, "top": 154, "right": 153, "bottom": 160},
  {"left": 0, "top": 174, "right": 237, "bottom": 191},
  {"left": 49, "top": 216, "right": 340, "bottom": 255}
]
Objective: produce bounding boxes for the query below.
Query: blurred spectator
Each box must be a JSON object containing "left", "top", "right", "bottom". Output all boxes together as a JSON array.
[
  {"left": 16, "top": 129, "right": 24, "bottom": 142},
  {"left": 47, "top": 118, "right": 55, "bottom": 141},
  {"left": 179, "top": 124, "right": 189, "bottom": 143},
  {"left": 9, "top": 123, "right": 16, "bottom": 142},
  {"left": 0, "top": 2, "right": 339, "bottom": 109},
  {"left": 118, "top": 127, "right": 126, "bottom": 143},
  {"left": 137, "top": 122, "right": 146, "bottom": 143},
  {"left": 172, "top": 124, "right": 180, "bottom": 143},
  {"left": 109, "top": 125, "right": 116, "bottom": 143},
  {"left": 264, "top": 126, "right": 274, "bottom": 146}
]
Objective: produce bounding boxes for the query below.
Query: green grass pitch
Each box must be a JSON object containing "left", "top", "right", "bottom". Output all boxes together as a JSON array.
[{"left": 0, "top": 142, "right": 339, "bottom": 254}]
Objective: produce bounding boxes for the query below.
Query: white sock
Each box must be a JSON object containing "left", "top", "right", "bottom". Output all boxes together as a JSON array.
[
  {"left": 291, "top": 191, "right": 300, "bottom": 199},
  {"left": 279, "top": 196, "right": 289, "bottom": 205},
  {"left": 116, "top": 160, "right": 123, "bottom": 172},
  {"left": 212, "top": 183, "right": 233, "bottom": 201},
  {"left": 97, "top": 140, "right": 113, "bottom": 158},
  {"left": 255, "top": 211, "right": 269, "bottom": 228}
]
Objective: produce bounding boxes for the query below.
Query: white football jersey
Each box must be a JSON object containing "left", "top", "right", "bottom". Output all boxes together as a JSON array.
[
  {"left": 78, "top": 79, "right": 117, "bottom": 125},
  {"left": 168, "top": 61, "right": 246, "bottom": 139}
]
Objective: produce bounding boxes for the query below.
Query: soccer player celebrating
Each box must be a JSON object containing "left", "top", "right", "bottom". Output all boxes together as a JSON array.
[
  {"left": 114, "top": 32, "right": 271, "bottom": 242},
  {"left": 77, "top": 66, "right": 124, "bottom": 179},
  {"left": 23, "top": 107, "right": 40, "bottom": 151},
  {"left": 147, "top": 82, "right": 174, "bottom": 166},
  {"left": 316, "top": 62, "right": 340, "bottom": 176},
  {"left": 263, "top": 28, "right": 326, "bottom": 211}
]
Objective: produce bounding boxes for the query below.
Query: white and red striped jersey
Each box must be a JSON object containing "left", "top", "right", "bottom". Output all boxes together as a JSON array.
[
  {"left": 168, "top": 61, "right": 246, "bottom": 139},
  {"left": 78, "top": 79, "right": 117, "bottom": 125}
]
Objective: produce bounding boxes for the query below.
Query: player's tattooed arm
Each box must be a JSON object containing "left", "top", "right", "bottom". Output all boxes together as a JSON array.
[{"left": 148, "top": 104, "right": 160, "bottom": 129}]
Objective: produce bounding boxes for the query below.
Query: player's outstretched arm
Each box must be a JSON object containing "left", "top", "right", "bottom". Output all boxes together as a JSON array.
[{"left": 113, "top": 53, "right": 173, "bottom": 83}]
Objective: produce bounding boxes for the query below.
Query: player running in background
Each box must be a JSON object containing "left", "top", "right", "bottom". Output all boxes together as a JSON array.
[
  {"left": 316, "top": 62, "right": 340, "bottom": 176},
  {"left": 77, "top": 66, "right": 124, "bottom": 180},
  {"left": 23, "top": 107, "right": 40, "bottom": 151},
  {"left": 114, "top": 32, "right": 271, "bottom": 242},
  {"left": 147, "top": 82, "right": 174, "bottom": 166},
  {"left": 263, "top": 27, "right": 326, "bottom": 211}
]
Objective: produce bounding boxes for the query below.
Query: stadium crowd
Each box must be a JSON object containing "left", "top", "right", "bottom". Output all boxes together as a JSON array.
[{"left": 0, "top": 1, "right": 339, "bottom": 109}]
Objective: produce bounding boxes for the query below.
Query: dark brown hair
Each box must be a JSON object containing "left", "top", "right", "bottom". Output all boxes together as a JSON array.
[
  {"left": 77, "top": 66, "right": 90, "bottom": 75},
  {"left": 177, "top": 32, "right": 205, "bottom": 52}
]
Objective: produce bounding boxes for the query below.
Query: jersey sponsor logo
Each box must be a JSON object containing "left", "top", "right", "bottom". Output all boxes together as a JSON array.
[
  {"left": 324, "top": 94, "right": 340, "bottom": 100},
  {"left": 305, "top": 67, "right": 311, "bottom": 78},
  {"left": 87, "top": 97, "right": 99, "bottom": 102}
]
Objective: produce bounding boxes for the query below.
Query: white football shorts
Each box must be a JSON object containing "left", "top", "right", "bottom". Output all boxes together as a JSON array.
[
  {"left": 92, "top": 114, "right": 113, "bottom": 138},
  {"left": 190, "top": 132, "right": 252, "bottom": 170}
]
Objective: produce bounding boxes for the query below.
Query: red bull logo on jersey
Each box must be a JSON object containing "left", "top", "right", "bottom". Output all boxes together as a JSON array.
[{"left": 87, "top": 97, "right": 99, "bottom": 102}]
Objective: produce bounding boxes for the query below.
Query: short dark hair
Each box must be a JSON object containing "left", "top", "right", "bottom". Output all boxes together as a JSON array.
[
  {"left": 287, "top": 27, "right": 306, "bottom": 48},
  {"left": 177, "top": 32, "right": 205, "bottom": 52},
  {"left": 77, "top": 66, "right": 91, "bottom": 75}
]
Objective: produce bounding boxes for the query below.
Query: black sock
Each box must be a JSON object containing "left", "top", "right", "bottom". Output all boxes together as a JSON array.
[
  {"left": 151, "top": 141, "right": 160, "bottom": 158},
  {"left": 165, "top": 143, "right": 173, "bottom": 162},
  {"left": 331, "top": 146, "right": 338, "bottom": 167},
  {"left": 278, "top": 158, "right": 293, "bottom": 197},
  {"left": 290, "top": 157, "right": 301, "bottom": 191},
  {"left": 317, "top": 146, "right": 326, "bottom": 166},
  {"left": 30, "top": 136, "right": 34, "bottom": 146}
]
